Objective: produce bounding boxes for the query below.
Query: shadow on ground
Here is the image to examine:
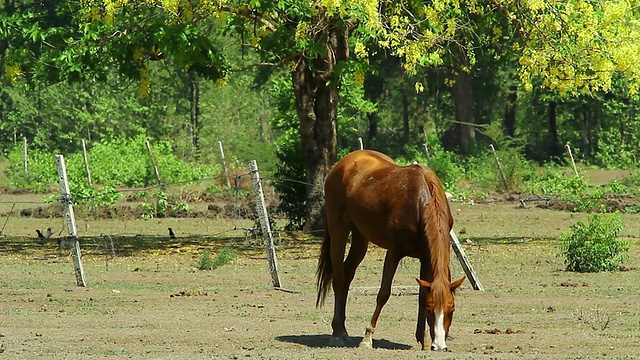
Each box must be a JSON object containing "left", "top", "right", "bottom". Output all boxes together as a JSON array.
[{"left": 276, "top": 334, "right": 413, "bottom": 350}]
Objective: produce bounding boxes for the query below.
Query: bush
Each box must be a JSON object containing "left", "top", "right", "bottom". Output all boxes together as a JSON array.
[
  {"left": 525, "top": 169, "right": 589, "bottom": 198},
  {"left": 197, "top": 246, "right": 236, "bottom": 270},
  {"left": 5, "top": 147, "right": 57, "bottom": 192},
  {"left": 4, "top": 136, "right": 221, "bottom": 193},
  {"left": 561, "top": 212, "right": 628, "bottom": 272},
  {"left": 399, "top": 141, "right": 465, "bottom": 192}
]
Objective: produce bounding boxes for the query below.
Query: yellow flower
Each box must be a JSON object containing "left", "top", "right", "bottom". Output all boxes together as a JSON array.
[
  {"left": 139, "top": 68, "right": 151, "bottom": 98},
  {"left": 354, "top": 70, "right": 365, "bottom": 86},
  {"left": 354, "top": 42, "right": 367, "bottom": 59},
  {"left": 4, "top": 64, "right": 23, "bottom": 83}
]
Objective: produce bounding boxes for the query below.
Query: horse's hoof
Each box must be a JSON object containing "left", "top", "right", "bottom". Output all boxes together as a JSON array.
[
  {"left": 358, "top": 340, "right": 372, "bottom": 349},
  {"left": 412, "top": 342, "right": 424, "bottom": 350},
  {"left": 329, "top": 334, "right": 349, "bottom": 347}
]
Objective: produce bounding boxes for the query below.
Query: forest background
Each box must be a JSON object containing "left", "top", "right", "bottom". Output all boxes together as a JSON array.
[{"left": 2, "top": 1, "right": 640, "bottom": 231}]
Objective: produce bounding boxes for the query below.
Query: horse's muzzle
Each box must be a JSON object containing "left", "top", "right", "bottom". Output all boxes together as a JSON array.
[{"left": 431, "top": 345, "right": 450, "bottom": 352}]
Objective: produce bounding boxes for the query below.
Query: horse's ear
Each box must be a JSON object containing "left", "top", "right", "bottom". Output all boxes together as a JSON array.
[
  {"left": 451, "top": 276, "right": 466, "bottom": 292},
  {"left": 415, "top": 277, "right": 432, "bottom": 289}
]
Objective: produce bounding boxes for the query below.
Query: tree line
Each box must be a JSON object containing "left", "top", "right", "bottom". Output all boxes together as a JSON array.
[{"left": 2, "top": 0, "right": 640, "bottom": 229}]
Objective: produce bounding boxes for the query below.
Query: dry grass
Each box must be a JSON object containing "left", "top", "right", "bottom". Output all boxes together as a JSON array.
[{"left": 1, "top": 197, "right": 639, "bottom": 359}]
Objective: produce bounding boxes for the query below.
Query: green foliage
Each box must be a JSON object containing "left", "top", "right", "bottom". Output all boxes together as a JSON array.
[
  {"left": 81, "top": 135, "right": 219, "bottom": 187},
  {"left": 269, "top": 76, "right": 306, "bottom": 231},
  {"left": 462, "top": 149, "right": 535, "bottom": 194},
  {"left": 140, "top": 190, "right": 168, "bottom": 219},
  {"left": 197, "top": 246, "right": 236, "bottom": 270},
  {"left": 268, "top": 67, "right": 375, "bottom": 230},
  {"left": 5, "top": 146, "right": 56, "bottom": 192},
  {"left": 561, "top": 212, "right": 628, "bottom": 273},
  {"left": 4, "top": 136, "right": 220, "bottom": 194},
  {"left": 620, "top": 172, "right": 640, "bottom": 195},
  {"left": 525, "top": 170, "right": 589, "bottom": 199},
  {"left": 473, "top": 122, "right": 537, "bottom": 192},
  {"left": 197, "top": 251, "right": 215, "bottom": 270},
  {"left": 70, "top": 183, "right": 122, "bottom": 206},
  {"left": 523, "top": 169, "right": 608, "bottom": 212},
  {"left": 398, "top": 138, "right": 465, "bottom": 192}
]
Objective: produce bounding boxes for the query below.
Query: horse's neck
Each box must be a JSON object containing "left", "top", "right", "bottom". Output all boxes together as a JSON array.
[{"left": 430, "top": 256, "right": 451, "bottom": 282}]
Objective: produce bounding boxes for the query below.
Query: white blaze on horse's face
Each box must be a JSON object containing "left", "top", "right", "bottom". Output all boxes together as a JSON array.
[{"left": 431, "top": 311, "right": 447, "bottom": 351}]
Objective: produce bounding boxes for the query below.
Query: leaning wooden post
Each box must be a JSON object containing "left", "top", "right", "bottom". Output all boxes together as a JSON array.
[
  {"left": 55, "top": 155, "right": 87, "bottom": 287},
  {"left": 248, "top": 160, "right": 282, "bottom": 289},
  {"left": 358, "top": 137, "right": 364, "bottom": 150},
  {"left": 422, "top": 143, "right": 431, "bottom": 160},
  {"left": 565, "top": 144, "right": 579, "bottom": 178},
  {"left": 218, "top": 141, "right": 232, "bottom": 189},
  {"left": 81, "top": 139, "right": 93, "bottom": 186},
  {"left": 449, "top": 230, "right": 483, "bottom": 291},
  {"left": 489, "top": 144, "right": 509, "bottom": 190},
  {"left": 145, "top": 140, "right": 163, "bottom": 187},
  {"left": 23, "top": 137, "right": 28, "bottom": 176}
]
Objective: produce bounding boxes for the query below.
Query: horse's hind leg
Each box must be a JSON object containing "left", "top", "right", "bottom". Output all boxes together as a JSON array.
[
  {"left": 360, "top": 251, "right": 401, "bottom": 348},
  {"left": 343, "top": 228, "right": 368, "bottom": 292},
  {"left": 328, "top": 221, "right": 352, "bottom": 346},
  {"left": 329, "top": 228, "right": 368, "bottom": 345}
]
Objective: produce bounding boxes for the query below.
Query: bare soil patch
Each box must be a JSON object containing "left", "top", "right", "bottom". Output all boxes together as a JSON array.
[{"left": 1, "top": 202, "right": 639, "bottom": 359}]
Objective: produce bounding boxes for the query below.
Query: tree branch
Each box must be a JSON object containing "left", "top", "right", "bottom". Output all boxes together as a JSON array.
[{"left": 220, "top": 6, "right": 277, "bottom": 33}]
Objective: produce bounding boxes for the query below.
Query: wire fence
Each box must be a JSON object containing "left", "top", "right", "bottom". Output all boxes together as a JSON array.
[
  {"left": 1, "top": 155, "right": 637, "bottom": 259},
  {"left": 0, "top": 168, "right": 324, "bottom": 258}
]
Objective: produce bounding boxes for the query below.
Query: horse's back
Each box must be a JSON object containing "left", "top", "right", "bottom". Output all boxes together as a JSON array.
[
  {"left": 324, "top": 150, "right": 400, "bottom": 208},
  {"left": 324, "top": 150, "right": 443, "bottom": 251}
]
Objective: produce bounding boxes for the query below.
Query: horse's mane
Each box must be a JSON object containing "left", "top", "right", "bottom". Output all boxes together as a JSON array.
[{"left": 422, "top": 169, "right": 452, "bottom": 312}]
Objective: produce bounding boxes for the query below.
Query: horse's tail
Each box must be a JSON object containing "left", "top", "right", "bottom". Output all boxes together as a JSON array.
[{"left": 316, "top": 220, "right": 332, "bottom": 308}]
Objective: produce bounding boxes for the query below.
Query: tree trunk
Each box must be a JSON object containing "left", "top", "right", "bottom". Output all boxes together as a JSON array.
[
  {"left": 581, "top": 103, "right": 592, "bottom": 159},
  {"left": 189, "top": 69, "right": 201, "bottom": 159},
  {"left": 447, "top": 68, "right": 475, "bottom": 153},
  {"left": 363, "top": 74, "right": 384, "bottom": 142},
  {"left": 366, "top": 112, "right": 379, "bottom": 141},
  {"left": 291, "top": 24, "right": 348, "bottom": 232},
  {"left": 503, "top": 85, "right": 517, "bottom": 137},
  {"left": 401, "top": 85, "right": 410, "bottom": 144},
  {"left": 548, "top": 100, "right": 562, "bottom": 160}
]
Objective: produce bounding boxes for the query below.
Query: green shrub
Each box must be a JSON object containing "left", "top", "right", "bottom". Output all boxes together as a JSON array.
[
  {"left": 70, "top": 183, "right": 122, "bottom": 206},
  {"left": 198, "top": 246, "right": 236, "bottom": 270},
  {"left": 463, "top": 122, "right": 536, "bottom": 193},
  {"left": 399, "top": 140, "right": 465, "bottom": 192},
  {"left": 5, "top": 147, "right": 57, "bottom": 192},
  {"left": 4, "top": 136, "right": 221, "bottom": 193},
  {"left": 140, "top": 190, "right": 168, "bottom": 218},
  {"left": 561, "top": 212, "right": 628, "bottom": 272},
  {"left": 524, "top": 169, "right": 589, "bottom": 199}
]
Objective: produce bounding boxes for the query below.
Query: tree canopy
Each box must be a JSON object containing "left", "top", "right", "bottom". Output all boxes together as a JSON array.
[{"left": 4, "top": 0, "right": 640, "bottom": 228}]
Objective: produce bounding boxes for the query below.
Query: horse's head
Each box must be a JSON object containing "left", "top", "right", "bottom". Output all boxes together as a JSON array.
[{"left": 416, "top": 276, "right": 465, "bottom": 351}]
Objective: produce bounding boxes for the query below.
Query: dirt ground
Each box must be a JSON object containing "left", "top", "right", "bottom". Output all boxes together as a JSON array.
[
  {"left": 1, "top": 198, "right": 640, "bottom": 359},
  {"left": 1, "top": 168, "right": 639, "bottom": 359}
]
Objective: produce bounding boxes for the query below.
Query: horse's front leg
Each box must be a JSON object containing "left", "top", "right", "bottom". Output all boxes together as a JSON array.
[
  {"left": 414, "top": 260, "right": 430, "bottom": 350},
  {"left": 414, "top": 283, "right": 428, "bottom": 350},
  {"left": 359, "top": 251, "right": 400, "bottom": 348}
]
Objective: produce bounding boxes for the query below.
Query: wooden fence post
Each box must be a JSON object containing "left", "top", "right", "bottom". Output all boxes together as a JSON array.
[
  {"left": 449, "top": 230, "right": 483, "bottom": 291},
  {"left": 248, "top": 160, "right": 282, "bottom": 289},
  {"left": 565, "top": 144, "right": 579, "bottom": 177},
  {"left": 489, "top": 144, "right": 509, "bottom": 190},
  {"left": 55, "top": 155, "right": 87, "bottom": 287},
  {"left": 218, "top": 141, "right": 232, "bottom": 189},
  {"left": 145, "top": 140, "right": 163, "bottom": 186},
  {"left": 81, "top": 139, "right": 92, "bottom": 186}
]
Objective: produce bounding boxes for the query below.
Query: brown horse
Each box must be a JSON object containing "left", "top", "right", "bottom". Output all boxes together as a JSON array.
[{"left": 316, "top": 150, "right": 465, "bottom": 351}]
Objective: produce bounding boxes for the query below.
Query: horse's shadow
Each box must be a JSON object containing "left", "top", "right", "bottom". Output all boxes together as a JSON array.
[{"left": 276, "top": 334, "right": 413, "bottom": 350}]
